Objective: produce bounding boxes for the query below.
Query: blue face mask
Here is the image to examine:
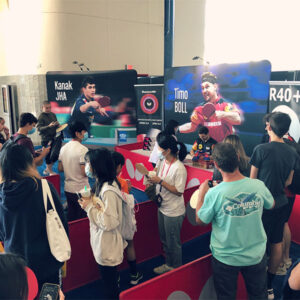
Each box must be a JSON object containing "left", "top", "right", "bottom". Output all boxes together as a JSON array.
[
  {"left": 82, "top": 132, "right": 89, "bottom": 141},
  {"left": 28, "top": 127, "right": 36, "bottom": 135},
  {"left": 85, "top": 163, "right": 94, "bottom": 178}
]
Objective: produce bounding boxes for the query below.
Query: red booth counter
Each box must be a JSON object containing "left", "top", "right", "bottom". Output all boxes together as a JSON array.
[{"left": 115, "top": 143, "right": 213, "bottom": 191}]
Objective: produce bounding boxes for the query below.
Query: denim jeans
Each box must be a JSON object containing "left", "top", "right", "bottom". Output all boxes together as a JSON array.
[
  {"left": 157, "top": 210, "right": 185, "bottom": 268},
  {"left": 212, "top": 255, "right": 267, "bottom": 300}
]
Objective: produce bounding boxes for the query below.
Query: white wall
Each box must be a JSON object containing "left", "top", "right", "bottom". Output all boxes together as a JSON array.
[
  {"left": 0, "top": 0, "right": 164, "bottom": 76},
  {"left": 174, "top": 0, "right": 300, "bottom": 71}
]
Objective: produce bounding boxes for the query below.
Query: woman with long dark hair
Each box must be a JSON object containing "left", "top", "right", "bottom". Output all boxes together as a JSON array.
[
  {"left": 212, "top": 134, "right": 250, "bottom": 181},
  {"left": 79, "top": 148, "right": 125, "bottom": 299},
  {"left": 148, "top": 133, "right": 188, "bottom": 274},
  {"left": 0, "top": 144, "right": 67, "bottom": 290}
]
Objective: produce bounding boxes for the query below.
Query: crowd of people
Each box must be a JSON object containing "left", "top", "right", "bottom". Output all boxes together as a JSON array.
[{"left": 0, "top": 99, "right": 299, "bottom": 300}]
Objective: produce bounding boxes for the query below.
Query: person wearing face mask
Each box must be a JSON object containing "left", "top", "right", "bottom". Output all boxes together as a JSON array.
[
  {"left": 148, "top": 133, "right": 188, "bottom": 275},
  {"left": 149, "top": 119, "right": 179, "bottom": 167},
  {"left": 37, "top": 101, "right": 60, "bottom": 175},
  {"left": 79, "top": 148, "right": 125, "bottom": 299},
  {"left": 58, "top": 121, "right": 90, "bottom": 221},
  {"left": 13, "top": 113, "right": 50, "bottom": 166}
]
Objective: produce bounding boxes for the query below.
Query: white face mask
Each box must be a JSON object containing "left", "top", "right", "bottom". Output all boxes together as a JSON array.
[{"left": 158, "top": 150, "right": 165, "bottom": 160}]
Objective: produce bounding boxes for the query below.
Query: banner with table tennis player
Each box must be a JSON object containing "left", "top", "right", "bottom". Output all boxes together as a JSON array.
[
  {"left": 46, "top": 70, "right": 137, "bottom": 139},
  {"left": 164, "top": 61, "right": 272, "bottom": 155}
]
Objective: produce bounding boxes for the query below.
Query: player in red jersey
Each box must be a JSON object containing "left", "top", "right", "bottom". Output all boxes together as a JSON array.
[{"left": 178, "top": 72, "right": 242, "bottom": 142}]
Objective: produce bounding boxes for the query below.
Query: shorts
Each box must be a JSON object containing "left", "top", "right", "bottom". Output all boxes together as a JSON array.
[
  {"left": 284, "top": 196, "right": 296, "bottom": 223},
  {"left": 262, "top": 205, "right": 289, "bottom": 244}
]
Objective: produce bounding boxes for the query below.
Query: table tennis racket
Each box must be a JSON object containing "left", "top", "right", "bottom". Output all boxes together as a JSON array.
[
  {"left": 94, "top": 95, "right": 111, "bottom": 107},
  {"left": 202, "top": 102, "right": 216, "bottom": 120}
]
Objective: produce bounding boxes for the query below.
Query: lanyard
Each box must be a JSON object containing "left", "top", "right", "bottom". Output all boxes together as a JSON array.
[{"left": 159, "top": 158, "right": 175, "bottom": 179}]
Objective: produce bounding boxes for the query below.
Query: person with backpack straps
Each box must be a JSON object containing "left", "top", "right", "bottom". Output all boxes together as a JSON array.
[
  {"left": 111, "top": 151, "right": 142, "bottom": 285},
  {"left": 78, "top": 148, "right": 126, "bottom": 300},
  {"left": 3, "top": 113, "right": 50, "bottom": 166}
]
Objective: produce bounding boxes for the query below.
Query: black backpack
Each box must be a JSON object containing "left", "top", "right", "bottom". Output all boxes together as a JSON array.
[
  {"left": 1, "top": 135, "right": 27, "bottom": 152},
  {"left": 284, "top": 138, "right": 300, "bottom": 195},
  {"left": 49, "top": 132, "right": 64, "bottom": 163}
]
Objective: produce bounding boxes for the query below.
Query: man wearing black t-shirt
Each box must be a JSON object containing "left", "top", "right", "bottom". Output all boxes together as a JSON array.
[
  {"left": 190, "top": 125, "right": 217, "bottom": 157},
  {"left": 250, "top": 112, "right": 298, "bottom": 299}
]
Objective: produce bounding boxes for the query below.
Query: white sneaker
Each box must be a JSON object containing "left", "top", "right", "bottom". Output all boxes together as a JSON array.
[
  {"left": 267, "top": 288, "right": 274, "bottom": 300},
  {"left": 153, "top": 264, "right": 174, "bottom": 275}
]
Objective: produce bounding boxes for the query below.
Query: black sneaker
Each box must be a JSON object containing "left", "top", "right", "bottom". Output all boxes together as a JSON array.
[{"left": 130, "top": 272, "right": 143, "bottom": 285}]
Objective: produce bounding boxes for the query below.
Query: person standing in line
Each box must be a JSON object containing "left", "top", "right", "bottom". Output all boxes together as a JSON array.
[
  {"left": 111, "top": 151, "right": 143, "bottom": 285},
  {"left": 250, "top": 112, "right": 298, "bottom": 299},
  {"left": 13, "top": 113, "right": 50, "bottom": 166},
  {"left": 37, "top": 101, "right": 60, "bottom": 175},
  {"left": 196, "top": 143, "right": 274, "bottom": 300},
  {"left": 212, "top": 134, "right": 250, "bottom": 182},
  {"left": 148, "top": 133, "right": 188, "bottom": 275},
  {"left": 149, "top": 119, "right": 179, "bottom": 167},
  {"left": 0, "top": 117, "right": 10, "bottom": 150},
  {"left": 0, "top": 144, "right": 67, "bottom": 291},
  {"left": 79, "top": 148, "right": 125, "bottom": 300},
  {"left": 58, "top": 121, "right": 90, "bottom": 221}
]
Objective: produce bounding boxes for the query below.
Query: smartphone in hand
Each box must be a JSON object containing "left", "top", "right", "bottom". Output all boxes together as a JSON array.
[{"left": 39, "top": 283, "right": 60, "bottom": 300}]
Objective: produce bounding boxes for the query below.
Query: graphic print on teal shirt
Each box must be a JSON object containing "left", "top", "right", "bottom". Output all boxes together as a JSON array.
[{"left": 223, "top": 192, "right": 262, "bottom": 217}]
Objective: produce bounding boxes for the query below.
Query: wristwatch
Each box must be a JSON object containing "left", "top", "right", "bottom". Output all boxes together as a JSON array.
[{"left": 159, "top": 179, "right": 163, "bottom": 185}]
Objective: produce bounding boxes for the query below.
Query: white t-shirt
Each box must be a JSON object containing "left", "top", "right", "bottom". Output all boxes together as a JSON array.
[
  {"left": 156, "top": 159, "right": 187, "bottom": 217},
  {"left": 58, "top": 140, "right": 89, "bottom": 193}
]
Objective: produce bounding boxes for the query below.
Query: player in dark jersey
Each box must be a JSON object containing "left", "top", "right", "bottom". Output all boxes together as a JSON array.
[{"left": 179, "top": 72, "right": 242, "bottom": 142}]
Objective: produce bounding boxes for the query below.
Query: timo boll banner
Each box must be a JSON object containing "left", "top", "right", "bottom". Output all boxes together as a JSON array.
[
  {"left": 269, "top": 81, "right": 300, "bottom": 142},
  {"left": 164, "top": 60, "right": 271, "bottom": 155}
]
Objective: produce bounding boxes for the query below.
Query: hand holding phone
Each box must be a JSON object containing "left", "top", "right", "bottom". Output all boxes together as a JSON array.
[{"left": 39, "top": 283, "right": 60, "bottom": 300}]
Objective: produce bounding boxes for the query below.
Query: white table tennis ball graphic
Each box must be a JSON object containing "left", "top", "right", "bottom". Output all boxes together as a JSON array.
[
  {"left": 199, "top": 276, "right": 217, "bottom": 300},
  {"left": 272, "top": 105, "right": 300, "bottom": 142},
  {"left": 125, "top": 159, "right": 135, "bottom": 179},
  {"left": 167, "top": 291, "right": 191, "bottom": 300},
  {"left": 135, "top": 166, "right": 144, "bottom": 181},
  {"left": 186, "top": 178, "right": 200, "bottom": 189}
]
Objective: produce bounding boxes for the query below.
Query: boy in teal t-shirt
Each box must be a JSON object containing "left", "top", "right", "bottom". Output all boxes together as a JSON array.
[{"left": 196, "top": 143, "right": 274, "bottom": 299}]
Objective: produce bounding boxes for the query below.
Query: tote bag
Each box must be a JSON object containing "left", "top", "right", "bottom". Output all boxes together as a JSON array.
[{"left": 42, "top": 179, "right": 71, "bottom": 262}]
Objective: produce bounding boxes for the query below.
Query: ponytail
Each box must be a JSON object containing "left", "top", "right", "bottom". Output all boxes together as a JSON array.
[
  {"left": 177, "top": 141, "right": 188, "bottom": 161},
  {"left": 157, "top": 132, "right": 187, "bottom": 161}
]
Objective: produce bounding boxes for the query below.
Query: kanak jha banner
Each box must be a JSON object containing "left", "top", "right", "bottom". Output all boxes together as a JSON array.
[
  {"left": 46, "top": 70, "right": 137, "bottom": 139},
  {"left": 269, "top": 81, "right": 300, "bottom": 142},
  {"left": 164, "top": 60, "right": 271, "bottom": 155},
  {"left": 135, "top": 84, "right": 164, "bottom": 135}
]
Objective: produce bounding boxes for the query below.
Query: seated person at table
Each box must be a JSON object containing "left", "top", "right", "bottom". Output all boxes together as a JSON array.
[{"left": 190, "top": 125, "right": 217, "bottom": 157}]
